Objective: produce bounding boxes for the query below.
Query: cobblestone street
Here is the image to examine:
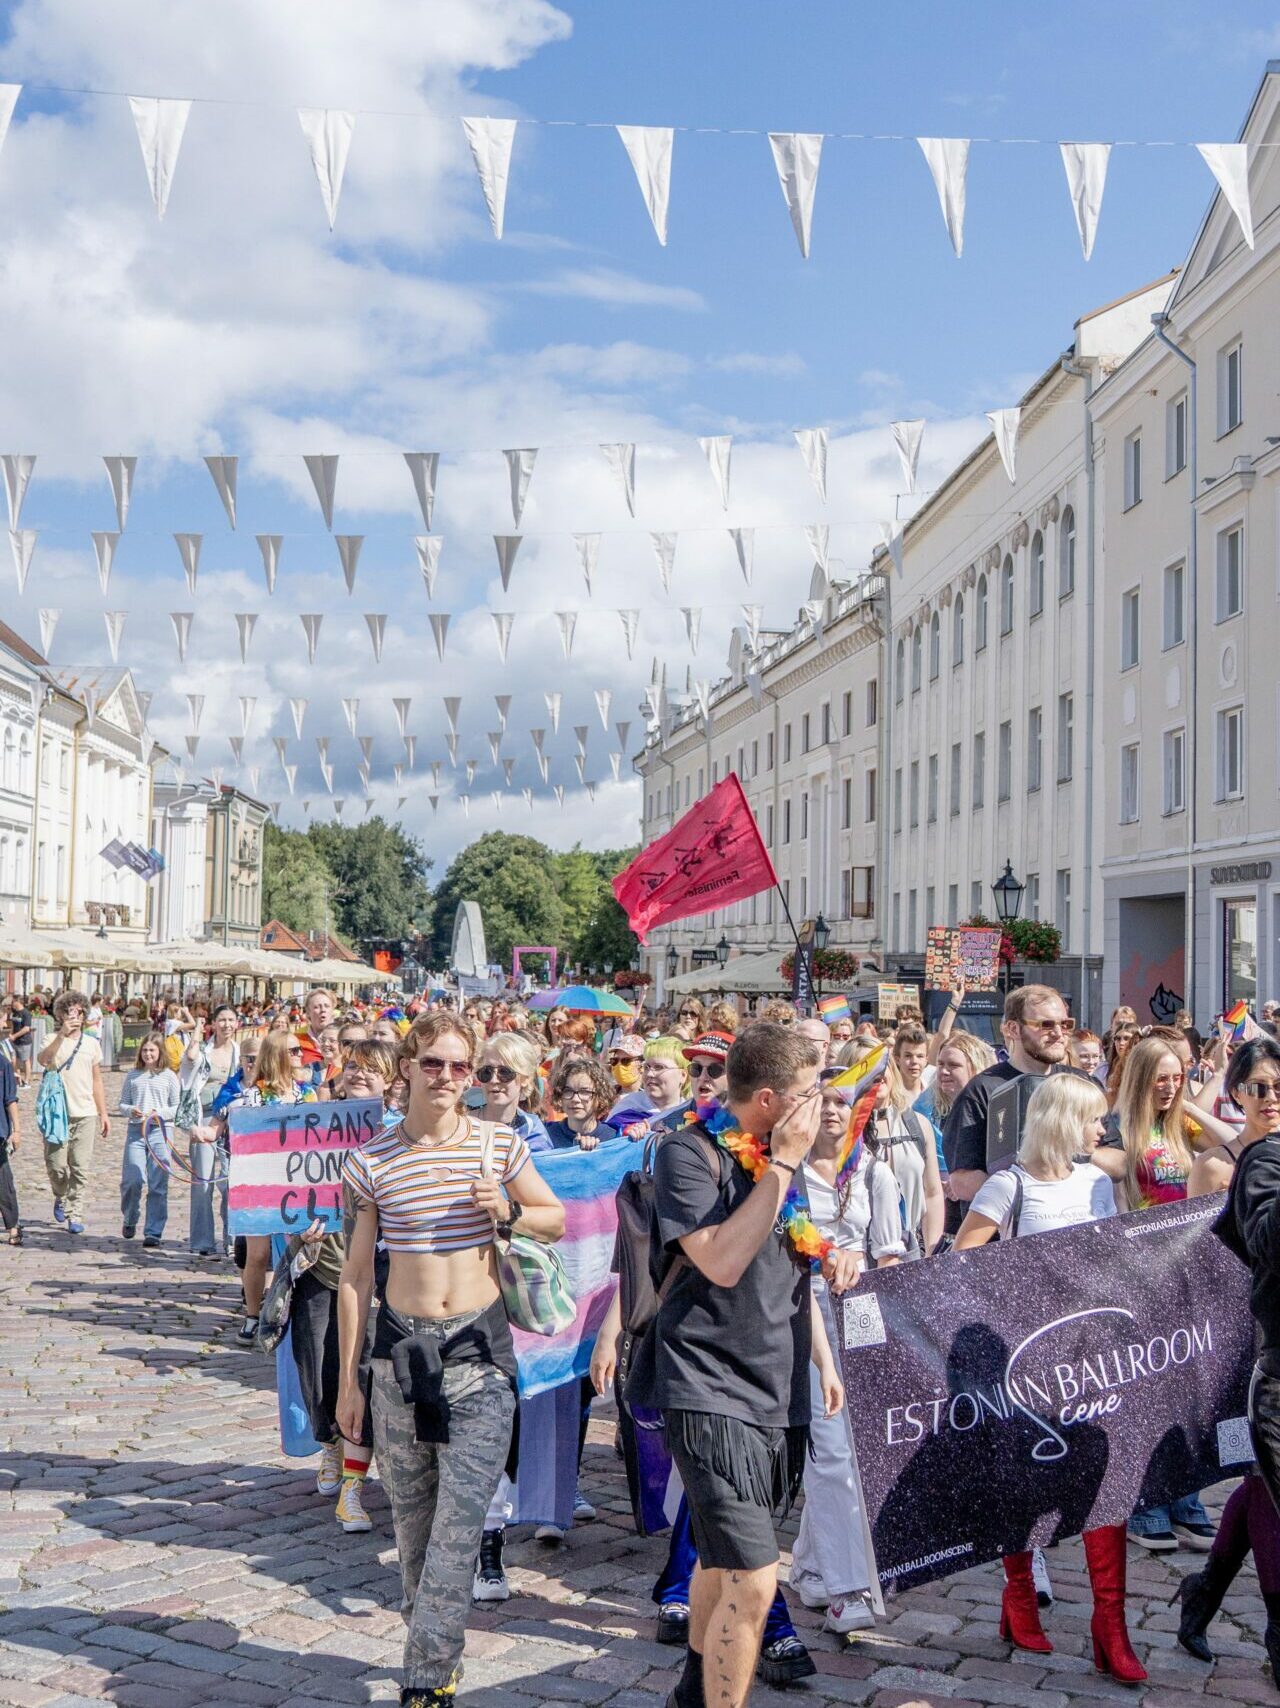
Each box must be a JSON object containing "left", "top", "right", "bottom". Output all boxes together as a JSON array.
[{"left": 1, "top": 1074, "right": 1277, "bottom": 1708}]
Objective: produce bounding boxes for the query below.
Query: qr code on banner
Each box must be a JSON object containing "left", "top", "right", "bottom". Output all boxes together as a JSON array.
[
  {"left": 1218, "top": 1416, "right": 1252, "bottom": 1467},
  {"left": 843, "top": 1294, "right": 887, "bottom": 1350}
]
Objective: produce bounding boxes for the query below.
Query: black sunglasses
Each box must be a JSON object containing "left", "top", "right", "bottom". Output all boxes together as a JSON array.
[{"left": 476, "top": 1064, "right": 518, "bottom": 1086}]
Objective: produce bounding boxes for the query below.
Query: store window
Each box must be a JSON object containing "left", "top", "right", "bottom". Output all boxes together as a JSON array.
[{"left": 1222, "top": 897, "right": 1257, "bottom": 1009}]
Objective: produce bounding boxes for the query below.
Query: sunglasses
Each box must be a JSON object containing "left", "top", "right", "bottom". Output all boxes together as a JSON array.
[
  {"left": 679, "top": 1011, "right": 701, "bottom": 1020},
  {"left": 1153, "top": 1073, "right": 1185, "bottom": 1089},
  {"left": 476, "top": 1064, "right": 518, "bottom": 1085},
  {"left": 416, "top": 1055, "right": 472, "bottom": 1080},
  {"left": 1237, "top": 1081, "right": 1280, "bottom": 1100},
  {"left": 287, "top": 1046, "right": 303, "bottom": 1057},
  {"left": 1023, "top": 1018, "right": 1074, "bottom": 1034},
  {"left": 688, "top": 1060, "right": 725, "bottom": 1079}
]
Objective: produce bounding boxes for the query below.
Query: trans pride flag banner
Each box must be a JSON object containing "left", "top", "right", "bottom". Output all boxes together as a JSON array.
[{"left": 511, "top": 1137, "right": 633, "bottom": 1399}]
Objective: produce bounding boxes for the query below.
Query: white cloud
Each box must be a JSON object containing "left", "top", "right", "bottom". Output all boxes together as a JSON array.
[
  {"left": 710, "top": 351, "right": 807, "bottom": 377},
  {"left": 526, "top": 266, "right": 706, "bottom": 311}
]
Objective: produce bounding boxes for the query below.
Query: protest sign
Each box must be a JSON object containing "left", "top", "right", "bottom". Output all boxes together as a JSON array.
[
  {"left": 839, "top": 1195, "right": 1253, "bottom": 1593},
  {"left": 877, "top": 981, "right": 918, "bottom": 1020},
  {"left": 924, "top": 925, "right": 1002, "bottom": 991},
  {"left": 227, "top": 1097, "right": 383, "bottom": 1236}
]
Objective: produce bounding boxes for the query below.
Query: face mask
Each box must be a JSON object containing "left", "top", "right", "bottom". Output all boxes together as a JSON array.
[{"left": 611, "top": 1061, "right": 640, "bottom": 1090}]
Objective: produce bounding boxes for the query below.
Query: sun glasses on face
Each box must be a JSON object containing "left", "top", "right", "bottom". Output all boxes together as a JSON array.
[
  {"left": 687, "top": 1060, "right": 725, "bottom": 1079},
  {"left": 416, "top": 1055, "right": 471, "bottom": 1080},
  {"left": 287, "top": 1046, "right": 303, "bottom": 1057},
  {"left": 476, "top": 1064, "right": 518, "bottom": 1086},
  {"left": 1023, "top": 1018, "right": 1074, "bottom": 1035},
  {"left": 1237, "top": 1080, "right": 1280, "bottom": 1100}
]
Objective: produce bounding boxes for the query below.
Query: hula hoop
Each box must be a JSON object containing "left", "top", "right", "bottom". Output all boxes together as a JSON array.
[{"left": 140, "top": 1112, "right": 231, "bottom": 1188}]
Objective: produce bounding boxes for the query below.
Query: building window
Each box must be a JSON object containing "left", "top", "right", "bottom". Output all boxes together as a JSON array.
[
  {"left": 971, "top": 879, "right": 982, "bottom": 917},
  {"left": 1166, "top": 391, "right": 1187, "bottom": 477},
  {"left": 1120, "top": 743, "right": 1140, "bottom": 823},
  {"left": 800, "top": 875, "right": 808, "bottom": 917},
  {"left": 949, "top": 742, "right": 961, "bottom": 816},
  {"left": 1057, "top": 692, "right": 1074, "bottom": 782},
  {"left": 972, "top": 731, "right": 985, "bottom": 809},
  {"left": 997, "top": 721, "right": 1012, "bottom": 802},
  {"left": 908, "top": 889, "right": 918, "bottom": 945},
  {"left": 1216, "top": 524, "right": 1244, "bottom": 621},
  {"left": 1163, "top": 560, "right": 1185, "bottom": 649},
  {"left": 782, "top": 799, "right": 792, "bottom": 844},
  {"left": 1059, "top": 505, "right": 1076, "bottom": 598},
  {"left": 841, "top": 775, "right": 852, "bottom": 829},
  {"left": 927, "top": 753, "right": 939, "bottom": 823},
  {"left": 928, "top": 611, "right": 940, "bottom": 680},
  {"left": 1163, "top": 726, "right": 1185, "bottom": 815},
  {"left": 947, "top": 882, "right": 958, "bottom": 925},
  {"left": 765, "top": 804, "right": 774, "bottom": 846},
  {"left": 822, "top": 702, "right": 833, "bottom": 744},
  {"left": 1121, "top": 587, "right": 1140, "bottom": 669},
  {"left": 842, "top": 690, "right": 852, "bottom": 736},
  {"left": 865, "top": 767, "right": 877, "bottom": 823},
  {"left": 750, "top": 739, "right": 758, "bottom": 777},
  {"left": 1124, "top": 431, "right": 1143, "bottom": 509},
  {"left": 1027, "top": 706, "right": 1042, "bottom": 792},
  {"left": 800, "top": 792, "right": 809, "bottom": 839},
  {"left": 1029, "top": 530, "right": 1045, "bottom": 618},
  {"left": 866, "top": 679, "right": 878, "bottom": 727},
  {"left": 1055, "top": 869, "right": 1072, "bottom": 951},
  {"left": 909, "top": 760, "right": 920, "bottom": 828},
  {"left": 1026, "top": 872, "right": 1040, "bottom": 921},
  {"left": 911, "top": 627, "right": 923, "bottom": 693},
  {"left": 801, "top": 712, "right": 811, "bottom": 753},
  {"left": 894, "top": 639, "right": 905, "bottom": 704},
  {"left": 975, "top": 574, "right": 989, "bottom": 650},
  {"left": 1216, "top": 706, "right": 1244, "bottom": 801},
  {"left": 764, "top": 736, "right": 772, "bottom": 774},
  {"left": 1218, "top": 339, "right": 1243, "bottom": 436},
  {"left": 893, "top": 767, "right": 902, "bottom": 831},
  {"left": 952, "top": 594, "right": 965, "bottom": 665},
  {"left": 892, "top": 892, "right": 901, "bottom": 945},
  {"left": 926, "top": 885, "right": 936, "bottom": 928},
  {"left": 1000, "top": 554, "right": 1015, "bottom": 635},
  {"left": 783, "top": 724, "right": 792, "bottom": 763}
]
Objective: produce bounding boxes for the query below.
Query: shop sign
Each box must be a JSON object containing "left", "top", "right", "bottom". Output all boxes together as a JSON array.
[{"left": 1209, "top": 861, "right": 1272, "bottom": 885}]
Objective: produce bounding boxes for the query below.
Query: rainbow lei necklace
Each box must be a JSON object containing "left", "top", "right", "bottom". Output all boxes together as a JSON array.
[{"left": 702, "top": 1103, "right": 832, "bottom": 1267}]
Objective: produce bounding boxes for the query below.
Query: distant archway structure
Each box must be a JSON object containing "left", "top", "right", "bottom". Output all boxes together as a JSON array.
[{"left": 451, "top": 900, "right": 488, "bottom": 977}]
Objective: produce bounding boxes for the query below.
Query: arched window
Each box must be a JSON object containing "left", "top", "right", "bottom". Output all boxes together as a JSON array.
[
  {"left": 911, "top": 627, "right": 923, "bottom": 693},
  {"left": 18, "top": 731, "right": 31, "bottom": 793},
  {"left": 952, "top": 594, "right": 965, "bottom": 666},
  {"left": 1059, "top": 506, "right": 1076, "bottom": 598},
  {"left": 928, "top": 612, "right": 941, "bottom": 680},
  {"left": 975, "top": 576, "right": 989, "bottom": 651},
  {"left": 1000, "top": 554, "right": 1015, "bottom": 635},
  {"left": 1029, "top": 530, "right": 1045, "bottom": 618},
  {"left": 1, "top": 725, "right": 13, "bottom": 790},
  {"left": 895, "top": 637, "right": 905, "bottom": 704}
]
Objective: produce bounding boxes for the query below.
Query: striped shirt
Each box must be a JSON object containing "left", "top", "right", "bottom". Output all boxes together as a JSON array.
[{"left": 341, "top": 1117, "right": 531, "bottom": 1254}]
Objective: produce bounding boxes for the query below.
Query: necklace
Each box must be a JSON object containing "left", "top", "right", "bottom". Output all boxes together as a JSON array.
[
  {"left": 702, "top": 1103, "right": 831, "bottom": 1267},
  {"left": 398, "top": 1112, "right": 470, "bottom": 1151}
]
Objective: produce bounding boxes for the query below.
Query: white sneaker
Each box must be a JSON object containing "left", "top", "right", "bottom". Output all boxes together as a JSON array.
[
  {"left": 1031, "top": 1545, "right": 1054, "bottom": 1608},
  {"left": 335, "top": 1477, "right": 372, "bottom": 1533},
  {"left": 315, "top": 1440, "right": 343, "bottom": 1496},
  {"left": 572, "top": 1494, "right": 596, "bottom": 1523},
  {"left": 472, "top": 1528, "right": 510, "bottom": 1602},
  {"left": 534, "top": 1522, "right": 565, "bottom": 1543},
  {"left": 824, "top": 1595, "right": 875, "bottom": 1635},
  {"left": 788, "top": 1571, "right": 830, "bottom": 1611}
]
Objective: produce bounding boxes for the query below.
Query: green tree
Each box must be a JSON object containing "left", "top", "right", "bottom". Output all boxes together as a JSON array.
[
  {"left": 261, "top": 823, "right": 335, "bottom": 934},
  {"left": 429, "top": 832, "right": 566, "bottom": 969},
  {"left": 552, "top": 845, "right": 640, "bottom": 974},
  {"left": 305, "top": 817, "right": 433, "bottom": 943}
]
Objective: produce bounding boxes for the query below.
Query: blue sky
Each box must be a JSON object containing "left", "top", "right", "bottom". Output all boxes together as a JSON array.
[{"left": 0, "top": 0, "right": 1275, "bottom": 869}]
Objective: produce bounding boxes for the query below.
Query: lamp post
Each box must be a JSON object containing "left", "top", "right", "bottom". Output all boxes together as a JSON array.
[
  {"left": 812, "top": 911, "right": 829, "bottom": 1001},
  {"left": 991, "top": 860, "right": 1025, "bottom": 996},
  {"left": 666, "top": 943, "right": 679, "bottom": 979},
  {"left": 715, "top": 933, "right": 730, "bottom": 968}
]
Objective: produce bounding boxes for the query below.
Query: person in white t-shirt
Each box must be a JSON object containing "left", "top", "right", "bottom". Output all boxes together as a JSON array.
[
  {"left": 954, "top": 1072, "right": 1146, "bottom": 1686},
  {"left": 36, "top": 989, "right": 110, "bottom": 1235}
]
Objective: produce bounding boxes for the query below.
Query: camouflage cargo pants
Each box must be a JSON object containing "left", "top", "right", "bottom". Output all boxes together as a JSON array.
[{"left": 370, "top": 1319, "right": 516, "bottom": 1692}]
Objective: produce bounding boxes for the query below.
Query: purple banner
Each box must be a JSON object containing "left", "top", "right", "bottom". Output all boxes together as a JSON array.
[{"left": 839, "top": 1195, "right": 1254, "bottom": 1592}]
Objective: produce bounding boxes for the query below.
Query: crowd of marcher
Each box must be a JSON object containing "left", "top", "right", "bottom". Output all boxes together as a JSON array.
[{"left": 5, "top": 974, "right": 1280, "bottom": 1708}]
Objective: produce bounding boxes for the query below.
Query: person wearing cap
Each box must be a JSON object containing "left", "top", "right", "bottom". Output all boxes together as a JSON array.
[
  {"left": 605, "top": 1032, "right": 646, "bottom": 1094},
  {"left": 604, "top": 1036, "right": 689, "bottom": 1136},
  {"left": 646, "top": 1032, "right": 734, "bottom": 1136}
]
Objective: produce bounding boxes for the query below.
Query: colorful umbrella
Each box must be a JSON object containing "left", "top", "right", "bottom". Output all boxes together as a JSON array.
[{"left": 530, "top": 984, "right": 633, "bottom": 1016}]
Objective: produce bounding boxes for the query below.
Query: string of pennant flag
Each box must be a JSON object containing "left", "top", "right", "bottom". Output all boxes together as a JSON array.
[{"left": 0, "top": 82, "right": 1262, "bottom": 258}]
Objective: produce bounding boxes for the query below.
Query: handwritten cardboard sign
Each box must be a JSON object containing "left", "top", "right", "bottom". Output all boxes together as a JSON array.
[
  {"left": 877, "top": 981, "right": 920, "bottom": 1021},
  {"left": 924, "top": 925, "right": 1002, "bottom": 992},
  {"left": 227, "top": 1097, "right": 383, "bottom": 1236}
]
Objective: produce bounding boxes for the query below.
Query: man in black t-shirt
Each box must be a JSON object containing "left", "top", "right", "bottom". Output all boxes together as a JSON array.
[
  {"left": 636, "top": 1022, "right": 852, "bottom": 1708},
  {"left": 6, "top": 998, "right": 32, "bottom": 1088},
  {"left": 942, "top": 984, "right": 1078, "bottom": 1234}
]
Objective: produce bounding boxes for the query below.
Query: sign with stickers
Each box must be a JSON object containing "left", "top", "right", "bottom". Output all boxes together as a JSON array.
[{"left": 924, "top": 925, "right": 1003, "bottom": 992}]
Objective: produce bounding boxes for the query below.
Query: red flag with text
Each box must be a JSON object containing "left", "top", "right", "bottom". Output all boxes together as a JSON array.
[{"left": 612, "top": 774, "right": 778, "bottom": 941}]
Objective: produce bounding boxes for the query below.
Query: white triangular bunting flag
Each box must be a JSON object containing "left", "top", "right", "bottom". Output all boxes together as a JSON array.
[
  {"left": 404, "top": 453, "right": 439, "bottom": 529},
  {"left": 358, "top": 735, "right": 373, "bottom": 765},
  {"left": 742, "top": 603, "right": 763, "bottom": 652},
  {"left": 1197, "top": 142, "right": 1254, "bottom": 250},
  {"left": 504, "top": 448, "right": 536, "bottom": 527},
  {"left": 103, "top": 610, "right": 125, "bottom": 662},
  {"left": 494, "top": 535, "right": 521, "bottom": 592},
  {"left": 618, "top": 609, "right": 640, "bottom": 660},
  {"left": 530, "top": 728, "right": 545, "bottom": 755},
  {"left": 502, "top": 758, "right": 514, "bottom": 787},
  {"left": 185, "top": 734, "right": 200, "bottom": 761},
  {"left": 364, "top": 612, "right": 386, "bottom": 662},
  {"left": 444, "top": 734, "right": 457, "bottom": 765},
  {"left": 136, "top": 689, "right": 152, "bottom": 723},
  {"left": 890, "top": 420, "right": 925, "bottom": 494},
  {"left": 574, "top": 724, "right": 589, "bottom": 755},
  {"left": 694, "top": 680, "right": 711, "bottom": 724},
  {"left": 878, "top": 519, "right": 904, "bottom": 576},
  {"left": 104, "top": 456, "right": 136, "bottom": 530},
  {"left": 234, "top": 612, "right": 257, "bottom": 662},
  {"left": 575, "top": 753, "right": 586, "bottom": 783},
  {"left": 336, "top": 534, "right": 362, "bottom": 593},
  {"left": 1059, "top": 143, "right": 1110, "bottom": 261},
  {"left": 650, "top": 532, "right": 677, "bottom": 591},
  {"left": 681, "top": 607, "right": 701, "bottom": 653},
  {"left": 804, "top": 523, "right": 829, "bottom": 571},
  {"left": 273, "top": 736, "right": 288, "bottom": 760},
  {"left": 443, "top": 697, "right": 461, "bottom": 735},
  {"left": 600, "top": 443, "right": 636, "bottom": 516},
  {"left": 465, "top": 760, "right": 477, "bottom": 785},
  {"left": 616, "top": 720, "right": 630, "bottom": 751},
  {"left": 129, "top": 96, "right": 191, "bottom": 220},
  {"left": 38, "top": 608, "right": 58, "bottom": 657},
  {"left": 187, "top": 693, "right": 204, "bottom": 731},
  {"left": 494, "top": 693, "right": 511, "bottom": 729},
  {"left": 537, "top": 753, "right": 549, "bottom": 784},
  {"left": 523, "top": 787, "right": 533, "bottom": 809},
  {"left": 554, "top": 784, "right": 564, "bottom": 807},
  {"left": 228, "top": 736, "right": 244, "bottom": 765},
  {"left": 415, "top": 535, "right": 441, "bottom": 597},
  {"left": 174, "top": 532, "right": 201, "bottom": 593},
  {"left": 545, "top": 691, "right": 562, "bottom": 733},
  {"left": 461, "top": 116, "right": 516, "bottom": 239},
  {"left": 210, "top": 767, "right": 224, "bottom": 792},
  {"left": 572, "top": 532, "right": 601, "bottom": 597},
  {"left": 315, "top": 736, "right": 330, "bottom": 762},
  {"left": 290, "top": 697, "right": 308, "bottom": 739},
  {"left": 699, "top": 435, "right": 732, "bottom": 509},
  {"left": 617, "top": 125, "right": 673, "bottom": 244},
  {"left": 256, "top": 534, "right": 281, "bottom": 594},
  {"left": 491, "top": 611, "right": 514, "bottom": 662},
  {"left": 917, "top": 136, "right": 969, "bottom": 256},
  {"left": 429, "top": 613, "right": 450, "bottom": 661},
  {"left": 802, "top": 599, "right": 826, "bottom": 644},
  {"left": 768, "top": 132, "right": 822, "bottom": 258},
  {"left": 729, "top": 527, "right": 754, "bottom": 584},
  {"left": 986, "top": 407, "right": 1022, "bottom": 483},
  {"left": 0, "top": 86, "right": 19, "bottom": 164},
  {"left": 284, "top": 764, "right": 297, "bottom": 794},
  {"left": 249, "top": 766, "right": 261, "bottom": 793},
  {"left": 610, "top": 752, "right": 622, "bottom": 783},
  {"left": 393, "top": 697, "right": 411, "bottom": 740},
  {"left": 298, "top": 108, "right": 355, "bottom": 230},
  {"left": 1, "top": 455, "right": 34, "bottom": 530},
  {"left": 793, "top": 428, "right": 827, "bottom": 502},
  {"left": 9, "top": 529, "right": 34, "bottom": 592},
  {"left": 488, "top": 731, "right": 503, "bottom": 765},
  {"left": 170, "top": 611, "right": 193, "bottom": 661},
  {"left": 594, "top": 688, "right": 612, "bottom": 729},
  {"left": 239, "top": 697, "right": 256, "bottom": 736},
  {"left": 92, "top": 530, "right": 118, "bottom": 594},
  {"left": 300, "top": 613, "right": 323, "bottom": 664},
  {"left": 304, "top": 454, "right": 338, "bottom": 529},
  {"left": 555, "top": 611, "right": 577, "bottom": 660},
  {"left": 428, "top": 794, "right": 438, "bottom": 812},
  {"left": 405, "top": 735, "right": 418, "bottom": 768},
  {"left": 204, "top": 454, "right": 238, "bottom": 527},
  {"left": 393, "top": 762, "right": 403, "bottom": 785},
  {"left": 341, "top": 698, "right": 359, "bottom": 737}
]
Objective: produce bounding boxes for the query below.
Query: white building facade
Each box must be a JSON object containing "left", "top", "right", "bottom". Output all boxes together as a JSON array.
[
  {"left": 0, "top": 623, "right": 40, "bottom": 930},
  {"left": 149, "top": 782, "right": 212, "bottom": 943}
]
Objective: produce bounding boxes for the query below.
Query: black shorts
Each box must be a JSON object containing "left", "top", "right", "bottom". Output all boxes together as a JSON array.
[{"left": 665, "top": 1408, "right": 805, "bottom": 1573}]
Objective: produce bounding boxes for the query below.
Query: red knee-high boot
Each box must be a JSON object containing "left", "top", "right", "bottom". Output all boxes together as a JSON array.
[
  {"left": 999, "top": 1551, "right": 1052, "bottom": 1653},
  {"left": 1083, "top": 1525, "right": 1147, "bottom": 1685}
]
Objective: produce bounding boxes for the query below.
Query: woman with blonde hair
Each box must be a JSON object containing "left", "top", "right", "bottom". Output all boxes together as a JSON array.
[
  {"left": 955, "top": 1073, "right": 1146, "bottom": 1683},
  {"left": 475, "top": 1031, "right": 551, "bottom": 1152},
  {"left": 671, "top": 996, "right": 707, "bottom": 1041},
  {"left": 706, "top": 1000, "right": 739, "bottom": 1036},
  {"left": 917, "top": 1031, "right": 995, "bottom": 1129}
]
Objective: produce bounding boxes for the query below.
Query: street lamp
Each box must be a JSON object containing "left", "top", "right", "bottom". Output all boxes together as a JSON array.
[
  {"left": 666, "top": 943, "right": 679, "bottom": 978},
  {"left": 991, "top": 860, "right": 1024, "bottom": 996},
  {"left": 811, "top": 912, "right": 830, "bottom": 1003},
  {"left": 715, "top": 934, "right": 730, "bottom": 968}
]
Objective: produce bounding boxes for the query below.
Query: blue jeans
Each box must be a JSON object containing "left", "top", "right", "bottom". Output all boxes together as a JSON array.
[
  {"left": 189, "top": 1137, "right": 228, "bottom": 1253},
  {"left": 654, "top": 1494, "right": 796, "bottom": 1643},
  {"left": 120, "top": 1122, "right": 169, "bottom": 1240},
  {"left": 1129, "top": 1491, "right": 1210, "bottom": 1536}
]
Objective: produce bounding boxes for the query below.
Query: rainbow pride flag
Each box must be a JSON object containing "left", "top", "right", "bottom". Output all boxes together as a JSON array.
[
  {"left": 825, "top": 1041, "right": 889, "bottom": 1187},
  {"left": 1225, "top": 997, "right": 1250, "bottom": 1037},
  {"left": 510, "top": 1138, "right": 634, "bottom": 1399},
  {"left": 818, "top": 994, "right": 852, "bottom": 1024}
]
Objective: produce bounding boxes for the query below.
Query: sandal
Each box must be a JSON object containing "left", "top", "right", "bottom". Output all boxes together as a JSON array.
[{"left": 8, "top": 1226, "right": 23, "bottom": 1246}]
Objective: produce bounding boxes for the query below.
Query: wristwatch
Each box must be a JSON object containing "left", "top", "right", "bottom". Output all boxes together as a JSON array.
[{"left": 496, "top": 1199, "right": 523, "bottom": 1239}]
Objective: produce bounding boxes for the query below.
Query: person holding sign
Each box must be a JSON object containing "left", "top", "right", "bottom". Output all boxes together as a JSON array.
[
  {"left": 953, "top": 1073, "right": 1146, "bottom": 1685},
  {"left": 336, "top": 1013, "right": 564, "bottom": 1708}
]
